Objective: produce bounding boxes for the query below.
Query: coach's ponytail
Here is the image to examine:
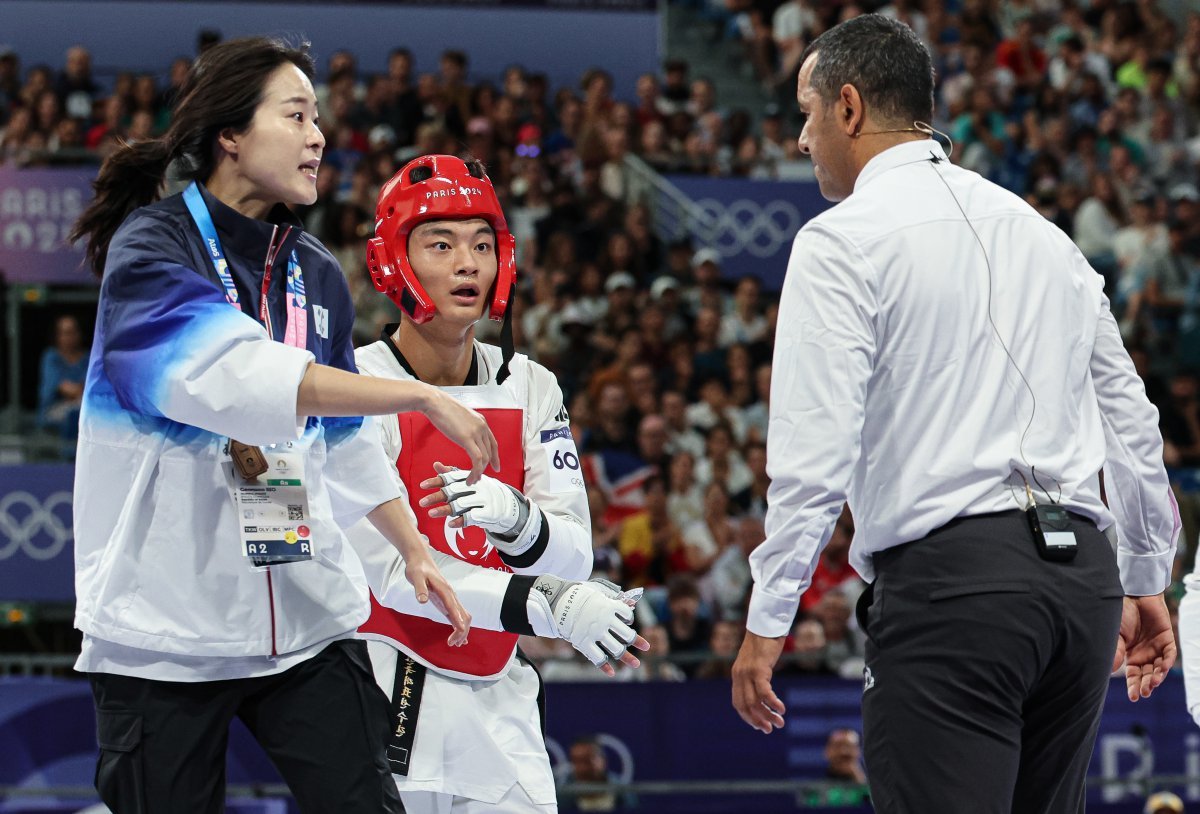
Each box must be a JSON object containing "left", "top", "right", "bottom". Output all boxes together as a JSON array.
[
  {"left": 71, "top": 137, "right": 174, "bottom": 277},
  {"left": 70, "top": 36, "right": 315, "bottom": 277}
]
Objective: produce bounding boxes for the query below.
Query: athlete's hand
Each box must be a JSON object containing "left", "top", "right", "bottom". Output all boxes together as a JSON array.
[
  {"left": 404, "top": 545, "right": 472, "bottom": 647},
  {"left": 419, "top": 463, "right": 524, "bottom": 533},
  {"left": 732, "top": 631, "right": 787, "bottom": 733},
  {"left": 527, "top": 577, "right": 650, "bottom": 677},
  {"left": 422, "top": 388, "right": 500, "bottom": 484},
  {"left": 1113, "top": 593, "right": 1177, "bottom": 702}
]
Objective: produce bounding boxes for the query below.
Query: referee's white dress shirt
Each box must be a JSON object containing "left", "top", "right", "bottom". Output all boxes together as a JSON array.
[{"left": 748, "top": 139, "right": 1180, "bottom": 638}]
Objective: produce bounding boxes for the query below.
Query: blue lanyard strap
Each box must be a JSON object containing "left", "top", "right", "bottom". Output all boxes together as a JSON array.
[
  {"left": 183, "top": 181, "right": 241, "bottom": 306},
  {"left": 182, "top": 182, "right": 308, "bottom": 348}
]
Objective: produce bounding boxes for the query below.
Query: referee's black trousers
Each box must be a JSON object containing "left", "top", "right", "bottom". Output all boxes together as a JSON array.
[
  {"left": 858, "top": 510, "right": 1123, "bottom": 814},
  {"left": 88, "top": 638, "right": 405, "bottom": 814}
]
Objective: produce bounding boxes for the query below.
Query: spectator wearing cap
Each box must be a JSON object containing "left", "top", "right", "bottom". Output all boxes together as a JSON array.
[
  {"left": 598, "top": 270, "right": 638, "bottom": 338},
  {"left": 685, "top": 247, "right": 727, "bottom": 315},
  {"left": 647, "top": 278, "right": 688, "bottom": 342},
  {"left": 660, "top": 237, "right": 692, "bottom": 279},
  {"left": 1169, "top": 183, "right": 1200, "bottom": 243},
  {"left": 556, "top": 301, "right": 599, "bottom": 402}
]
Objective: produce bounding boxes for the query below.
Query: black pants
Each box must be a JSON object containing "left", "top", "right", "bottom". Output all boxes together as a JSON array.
[
  {"left": 88, "top": 638, "right": 404, "bottom": 814},
  {"left": 858, "top": 510, "right": 1123, "bottom": 814}
]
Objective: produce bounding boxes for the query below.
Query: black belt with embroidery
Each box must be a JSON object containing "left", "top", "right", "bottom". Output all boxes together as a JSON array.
[{"left": 386, "top": 654, "right": 427, "bottom": 776}]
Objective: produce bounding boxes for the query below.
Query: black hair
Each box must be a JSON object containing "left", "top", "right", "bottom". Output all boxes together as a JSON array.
[
  {"left": 70, "top": 36, "right": 314, "bottom": 277},
  {"left": 801, "top": 14, "right": 934, "bottom": 126}
]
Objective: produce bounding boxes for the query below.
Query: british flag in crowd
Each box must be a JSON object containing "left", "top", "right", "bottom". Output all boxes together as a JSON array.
[{"left": 581, "top": 448, "right": 658, "bottom": 527}]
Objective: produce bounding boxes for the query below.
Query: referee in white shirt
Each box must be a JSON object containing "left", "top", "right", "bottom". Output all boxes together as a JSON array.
[{"left": 731, "top": 15, "right": 1181, "bottom": 813}]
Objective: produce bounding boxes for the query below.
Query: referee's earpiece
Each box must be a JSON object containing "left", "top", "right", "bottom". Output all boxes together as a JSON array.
[{"left": 914, "top": 121, "right": 955, "bottom": 160}]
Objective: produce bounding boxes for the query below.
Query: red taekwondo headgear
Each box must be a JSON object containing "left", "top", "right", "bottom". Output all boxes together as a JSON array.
[{"left": 368, "top": 154, "right": 516, "bottom": 326}]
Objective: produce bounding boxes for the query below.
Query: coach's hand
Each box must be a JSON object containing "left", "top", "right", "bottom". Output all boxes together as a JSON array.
[
  {"left": 732, "top": 631, "right": 787, "bottom": 734},
  {"left": 1113, "top": 593, "right": 1177, "bottom": 702},
  {"left": 423, "top": 389, "right": 499, "bottom": 484}
]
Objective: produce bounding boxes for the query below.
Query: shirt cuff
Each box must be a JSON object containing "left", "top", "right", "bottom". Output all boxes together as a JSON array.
[
  {"left": 1117, "top": 548, "right": 1175, "bottom": 596},
  {"left": 240, "top": 344, "right": 313, "bottom": 445},
  {"left": 746, "top": 585, "right": 801, "bottom": 638}
]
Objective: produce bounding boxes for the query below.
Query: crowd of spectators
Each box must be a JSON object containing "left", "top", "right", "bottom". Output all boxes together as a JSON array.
[{"left": 3, "top": 0, "right": 1200, "bottom": 682}]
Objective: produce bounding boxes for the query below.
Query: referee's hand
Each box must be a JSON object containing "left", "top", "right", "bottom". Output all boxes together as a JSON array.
[
  {"left": 732, "top": 631, "right": 787, "bottom": 734},
  {"left": 1113, "top": 593, "right": 1177, "bottom": 702}
]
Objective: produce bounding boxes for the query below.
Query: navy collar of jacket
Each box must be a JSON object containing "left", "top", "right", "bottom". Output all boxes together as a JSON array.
[{"left": 195, "top": 181, "right": 305, "bottom": 265}]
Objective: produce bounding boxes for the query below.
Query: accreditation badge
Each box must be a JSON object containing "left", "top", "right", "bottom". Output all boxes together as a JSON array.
[{"left": 230, "top": 447, "right": 315, "bottom": 568}]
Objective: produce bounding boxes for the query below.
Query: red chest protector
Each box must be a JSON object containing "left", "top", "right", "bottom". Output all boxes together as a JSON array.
[{"left": 359, "top": 403, "right": 525, "bottom": 679}]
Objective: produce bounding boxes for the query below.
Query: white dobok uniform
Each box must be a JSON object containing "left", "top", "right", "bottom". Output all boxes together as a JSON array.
[{"left": 347, "top": 339, "right": 592, "bottom": 813}]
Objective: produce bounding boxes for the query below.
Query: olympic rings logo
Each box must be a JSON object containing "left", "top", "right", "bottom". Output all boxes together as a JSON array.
[
  {"left": 0, "top": 491, "right": 74, "bottom": 561},
  {"left": 692, "top": 198, "right": 802, "bottom": 259}
]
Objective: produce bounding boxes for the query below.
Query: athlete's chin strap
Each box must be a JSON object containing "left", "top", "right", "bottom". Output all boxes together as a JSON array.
[{"left": 496, "top": 302, "right": 514, "bottom": 385}]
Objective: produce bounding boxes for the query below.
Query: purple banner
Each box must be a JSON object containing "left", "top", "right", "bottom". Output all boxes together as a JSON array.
[
  {"left": 666, "top": 175, "right": 831, "bottom": 292},
  {"left": 0, "top": 168, "right": 96, "bottom": 285},
  {"left": 0, "top": 465, "right": 74, "bottom": 601},
  {"left": 0, "top": 674, "right": 1193, "bottom": 814}
]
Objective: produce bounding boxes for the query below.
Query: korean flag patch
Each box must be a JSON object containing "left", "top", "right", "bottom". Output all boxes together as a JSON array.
[{"left": 313, "top": 304, "right": 329, "bottom": 339}]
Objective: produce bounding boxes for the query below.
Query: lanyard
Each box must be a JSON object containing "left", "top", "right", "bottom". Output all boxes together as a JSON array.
[{"left": 182, "top": 182, "right": 308, "bottom": 349}]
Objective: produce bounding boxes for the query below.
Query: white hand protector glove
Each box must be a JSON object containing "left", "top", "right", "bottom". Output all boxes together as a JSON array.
[
  {"left": 526, "top": 576, "right": 639, "bottom": 668},
  {"left": 429, "top": 468, "right": 544, "bottom": 556}
]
